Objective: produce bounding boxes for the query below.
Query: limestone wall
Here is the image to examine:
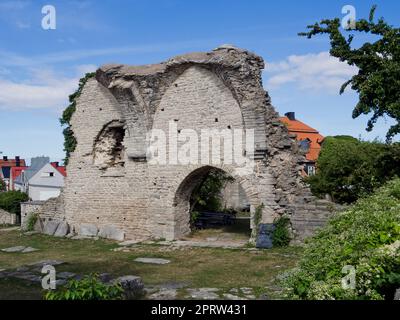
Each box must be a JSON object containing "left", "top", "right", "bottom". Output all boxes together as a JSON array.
[{"left": 0, "top": 208, "right": 17, "bottom": 225}]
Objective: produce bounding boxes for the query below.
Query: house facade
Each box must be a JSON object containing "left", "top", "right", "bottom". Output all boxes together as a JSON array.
[
  {"left": 279, "top": 112, "right": 324, "bottom": 176},
  {"left": 14, "top": 157, "right": 66, "bottom": 201}
]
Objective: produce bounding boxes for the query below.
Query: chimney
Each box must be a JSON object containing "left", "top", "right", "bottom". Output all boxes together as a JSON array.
[
  {"left": 285, "top": 112, "right": 296, "bottom": 121},
  {"left": 3, "top": 156, "right": 7, "bottom": 161},
  {"left": 15, "top": 156, "right": 20, "bottom": 167}
]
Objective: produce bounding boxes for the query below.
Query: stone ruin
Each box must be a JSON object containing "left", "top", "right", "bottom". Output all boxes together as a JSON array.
[{"left": 28, "top": 45, "right": 336, "bottom": 244}]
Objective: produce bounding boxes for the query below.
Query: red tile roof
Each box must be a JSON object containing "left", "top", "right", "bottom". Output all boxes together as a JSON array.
[
  {"left": 280, "top": 116, "right": 324, "bottom": 162},
  {"left": 50, "top": 162, "right": 67, "bottom": 177},
  {"left": 0, "top": 158, "right": 26, "bottom": 168}
]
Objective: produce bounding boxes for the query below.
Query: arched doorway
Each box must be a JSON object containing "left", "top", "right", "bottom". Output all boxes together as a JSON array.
[{"left": 172, "top": 165, "right": 260, "bottom": 243}]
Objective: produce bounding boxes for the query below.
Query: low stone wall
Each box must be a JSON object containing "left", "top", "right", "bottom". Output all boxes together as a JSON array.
[
  {"left": 20, "top": 196, "right": 125, "bottom": 241},
  {"left": 20, "top": 201, "right": 45, "bottom": 230},
  {"left": 0, "top": 208, "right": 17, "bottom": 225}
]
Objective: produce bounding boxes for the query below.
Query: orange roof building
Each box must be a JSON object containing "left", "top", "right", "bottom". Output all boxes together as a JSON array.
[{"left": 280, "top": 112, "right": 324, "bottom": 175}]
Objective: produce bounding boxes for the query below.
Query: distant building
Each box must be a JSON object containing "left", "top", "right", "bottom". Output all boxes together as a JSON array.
[
  {"left": 279, "top": 112, "right": 324, "bottom": 176},
  {"left": 0, "top": 156, "right": 26, "bottom": 191},
  {"left": 14, "top": 157, "right": 66, "bottom": 201},
  {"left": 10, "top": 166, "right": 28, "bottom": 190}
]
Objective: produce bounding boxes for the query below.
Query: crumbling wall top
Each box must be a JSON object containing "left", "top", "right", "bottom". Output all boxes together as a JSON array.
[{"left": 97, "top": 45, "right": 265, "bottom": 84}]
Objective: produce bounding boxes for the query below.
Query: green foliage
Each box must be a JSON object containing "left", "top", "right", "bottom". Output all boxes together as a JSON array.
[
  {"left": 44, "top": 274, "right": 124, "bottom": 300},
  {"left": 190, "top": 169, "right": 234, "bottom": 213},
  {"left": 60, "top": 72, "right": 96, "bottom": 164},
  {"left": 0, "top": 178, "right": 6, "bottom": 192},
  {"left": 273, "top": 216, "right": 291, "bottom": 247},
  {"left": 0, "top": 191, "right": 29, "bottom": 215},
  {"left": 26, "top": 213, "right": 38, "bottom": 232},
  {"left": 300, "top": 6, "right": 400, "bottom": 141},
  {"left": 307, "top": 136, "right": 400, "bottom": 204},
  {"left": 282, "top": 178, "right": 400, "bottom": 300},
  {"left": 190, "top": 210, "right": 200, "bottom": 226},
  {"left": 251, "top": 204, "right": 264, "bottom": 240}
]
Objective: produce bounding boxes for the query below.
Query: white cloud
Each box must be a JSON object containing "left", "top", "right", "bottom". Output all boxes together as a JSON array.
[
  {"left": 265, "top": 52, "right": 358, "bottom": 94},
  {"left": 0, "top": 65, "right": 97, "bottom": 111}
]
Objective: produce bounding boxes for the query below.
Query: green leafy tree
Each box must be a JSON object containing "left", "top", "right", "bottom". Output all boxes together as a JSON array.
[
  {"left": 60, "top": 72, "right": 96, "bottom": 164},
  {"left": 0, "top": 191, "right": 29, "bottom": 215},
  {"left": 190, "top": 169, "right": 234, "bottom": 215},
  {"left": 307, "top": 136, "right": 400, "bottom": 204},
  {"left": 300, "top": 5, "right": 400, "bottom": 141}
]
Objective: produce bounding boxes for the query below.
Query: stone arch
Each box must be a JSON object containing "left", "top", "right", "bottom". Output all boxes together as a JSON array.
[{"left": 172, "top": 165, "right": 261, "bottom": 239}]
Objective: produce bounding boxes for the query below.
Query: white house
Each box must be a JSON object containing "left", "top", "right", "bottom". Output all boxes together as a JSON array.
[{"left": 14, "top": 157, "right": 66, "bottom": 201}]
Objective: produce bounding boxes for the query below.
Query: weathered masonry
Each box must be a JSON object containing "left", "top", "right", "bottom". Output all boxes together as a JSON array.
[{"left": 36, "top": 45, "right": 335, "bottom": 243}]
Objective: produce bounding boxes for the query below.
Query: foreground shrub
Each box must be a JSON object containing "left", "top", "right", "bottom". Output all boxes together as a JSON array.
[
  {"left": 44, "top": 274, "right": 124, "bottom": 300},
  {"left": 0, "top": 191, "right": 29, "bottom": 215},
  {"left": 282, "top": 179, "right": 400, "bottom": 300},
  {"left": 26, "top": 213, "right": 39, "bottom": 232},
  {"left": 273, "top": 216, "right": 291, "bottom": 247}
]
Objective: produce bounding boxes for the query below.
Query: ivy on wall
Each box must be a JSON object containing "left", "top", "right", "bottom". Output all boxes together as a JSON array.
[{"left": 60, "top": 72, "right": 96, "bottom": 164}]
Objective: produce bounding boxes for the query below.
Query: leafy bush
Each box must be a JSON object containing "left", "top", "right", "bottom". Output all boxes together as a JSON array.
[
  {"left": 26, "top": 213, "right": 38, "bottom": 232},
  {"left": 273, "top": 216, "right": 291, "bottom": 247},
  {"left": 190, "top": 210, "right": 200, "bottom": 227},
  {"left": 44, "top": 274, "right": 124, "bottom": 300},
  {"left": 307, "top": 136, "right": 400, "bottom": 204},
  {"left": 0, "top": 191, "right": 29, "bottom": 215},
  {"left": 282, "top": 179, "right": 400, "bottom": 300}
]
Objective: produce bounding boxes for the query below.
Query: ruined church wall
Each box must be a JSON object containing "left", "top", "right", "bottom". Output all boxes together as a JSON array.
[
  {"left": 64, "top": 79, "right": 152, "bottom": 240},
  {"left": 36, "top": 46, "right": 336, "bottom": 243}
]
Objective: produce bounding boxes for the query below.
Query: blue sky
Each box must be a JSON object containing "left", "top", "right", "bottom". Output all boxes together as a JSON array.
[{"left": 0, "top": 0, "right": 399, "bottom": 163}]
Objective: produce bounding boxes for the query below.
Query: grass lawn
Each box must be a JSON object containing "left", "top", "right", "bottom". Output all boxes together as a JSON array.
[{"left": 0, "top": 230, "right": 302, "bottom": 300}]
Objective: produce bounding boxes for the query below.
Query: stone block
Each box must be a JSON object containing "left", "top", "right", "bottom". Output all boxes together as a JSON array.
[
  {"left": 79, "top": 223, "right": 98, "bottom": 237},
  {"left": 98, "top": 225, "right": 124, "bottom": 241},
  {"left": 54, "top": 221, "right": 69, "bottom": 237},
  {"left": 43, "top": 220, "right": 60, "bottom": 236}
]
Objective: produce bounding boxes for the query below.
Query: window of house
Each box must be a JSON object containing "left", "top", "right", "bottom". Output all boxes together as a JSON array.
[
  {"left": 307, "top": 165, "right": 316, "bottom": 176},
  {"left": 41, "top": 172, "right": 54, "bottom": 177}
]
